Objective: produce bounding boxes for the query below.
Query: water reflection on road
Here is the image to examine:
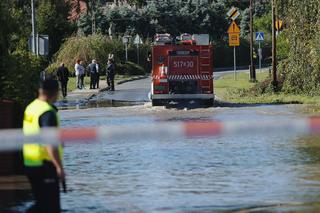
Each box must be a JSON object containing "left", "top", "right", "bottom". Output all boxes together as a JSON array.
[{"left": 15, "top": 104, "right": 320, "bottom": 212}]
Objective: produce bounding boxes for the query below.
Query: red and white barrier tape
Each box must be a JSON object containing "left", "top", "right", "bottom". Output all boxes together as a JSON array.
[{"left": 0, "top": 117, "right": 320, "bottom": 151}]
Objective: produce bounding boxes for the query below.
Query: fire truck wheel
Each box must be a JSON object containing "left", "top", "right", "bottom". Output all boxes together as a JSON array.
[
  {"left": 203, "top": 99, "right": 214, "bottom": 107},
  {"left": 151, "top": 99, "right": 162, "bottom": 106}
]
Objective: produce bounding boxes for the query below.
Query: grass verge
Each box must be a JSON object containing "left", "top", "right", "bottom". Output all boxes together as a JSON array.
[{"left": 214, "top": 71, "right": 320, "bottom": 110}]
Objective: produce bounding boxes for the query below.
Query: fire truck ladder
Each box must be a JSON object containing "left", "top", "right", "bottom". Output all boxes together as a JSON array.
[{"left": 199, "top": 47, "right": 212, "bottom": 92}]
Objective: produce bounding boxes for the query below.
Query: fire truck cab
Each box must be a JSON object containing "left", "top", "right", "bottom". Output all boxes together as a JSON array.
[{"left": 151, "top": 34, "right": 214, "bottom": 106}]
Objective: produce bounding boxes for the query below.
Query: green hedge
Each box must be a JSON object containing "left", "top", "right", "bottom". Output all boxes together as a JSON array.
[
  {"left": 0, "top": 51, "right": 43, "bottom": 107},
  {"left": 116, "top": 62, "right": 145, "bottom": 75},
  {"left": 47, "top": 34, "right": 150, "bottom": 75},
  {"left": 214, "top": 39, "right": 272, "bottom": 68},
  {"left": 277, "top": 0, "right": 320, "bottom": 95}
]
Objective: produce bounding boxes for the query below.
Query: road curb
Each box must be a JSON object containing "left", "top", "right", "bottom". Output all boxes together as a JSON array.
[
  {"left": 92, "top": 75, "right": 149, "bottom": 99},
  {"left": 116, "top": 75, "right": 149, "bottom": 86},
  {"left": 98, "top": 75, "right": 149, "bottom": 93}
]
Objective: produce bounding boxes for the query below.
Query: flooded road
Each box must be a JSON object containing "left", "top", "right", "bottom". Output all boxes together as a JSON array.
[
  {"left": 9, "top": 103, "right": 320, "bottom": 212},
  {"left": 9, "top": 104, "right": 320, "bottom": 212}
]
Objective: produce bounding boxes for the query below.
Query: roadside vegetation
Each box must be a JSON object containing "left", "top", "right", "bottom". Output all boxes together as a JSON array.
[
  {"left": 215, "top": 71, "right": 320, "bottom": 106},
  {"left": 48, "top": 34, "right": 149, "bottom": 76},
  {"left": 0, "top": 0, "right": 73, "bottom": 107},
  {"left": 0, "top": 0, "right": 319, "bottom": 108},
  {"left": 216, "top": 0, "right": 320, "bottom": 111},
  {"left": 75, "top": 0, "right": 271, "bottom": 67}
]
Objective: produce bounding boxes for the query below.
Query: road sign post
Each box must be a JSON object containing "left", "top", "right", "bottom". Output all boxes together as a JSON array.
[
  {"left": 258, "top": 42, "right": 262, "bottom": 70},
  {"left": 227, "top": 21, "right": 240, "bottom": 80},
  {"left": 134, "top": 34, "right": 143, "bottom": 65},
  {"left": 122, "top": 35, "right": 132, "bottom": 62},
  {"left": 255, "top": 32, "right": 264, "bottom": 71},
  {"left": 249, "top": 0, "right": 256, "bottom": 82},
  {"left": 272, "top": 0, "right": 278, "bottom": 87},
  {"left": 31, "top": 0, "right": 36, "bottom": 55},
  {"left": 233, "top": 46, "right": 237, "bottom": 80}
]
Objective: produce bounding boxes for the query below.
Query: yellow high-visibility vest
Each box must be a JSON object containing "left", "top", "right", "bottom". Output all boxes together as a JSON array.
[{"left": 23, "top": 99, "right": 63, "bottom": 167}]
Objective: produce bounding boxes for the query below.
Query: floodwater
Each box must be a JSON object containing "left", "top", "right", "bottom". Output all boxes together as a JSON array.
[{"left": 8, "top": 104, "right": 320, "bottom": 212}]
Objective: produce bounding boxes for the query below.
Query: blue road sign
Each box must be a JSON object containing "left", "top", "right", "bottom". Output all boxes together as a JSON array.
[{"left": 255, "top": 32, "right": 264, "bottom": 42}]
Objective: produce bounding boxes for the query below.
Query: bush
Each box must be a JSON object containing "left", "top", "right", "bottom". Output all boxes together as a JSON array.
[
  {"left": 276, "top": 31, "right": 290, "bottom": 61},
  {"left": 277, "top": 0, "right": 320, "bottom": 96},
  {"left": 213, "top": 39, "right": 271, "bottom": 68},
  {"left": 0, "top": 51, "right": 43, "bottom": 107},
  {"left": 116, "top": 61, "right": 145, "bottom": 75},
  {"left": 49, "top": 34, "right": 150, "bottom": 75}
]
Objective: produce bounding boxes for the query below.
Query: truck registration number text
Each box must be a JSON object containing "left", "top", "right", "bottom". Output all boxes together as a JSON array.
[{"left": 173, "top": 61, "right": 194, "bottom": 68}]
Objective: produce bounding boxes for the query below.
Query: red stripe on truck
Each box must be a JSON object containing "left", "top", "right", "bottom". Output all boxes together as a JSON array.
[{"left": 184, "top": 121, "right": 222, "bottom": 137}]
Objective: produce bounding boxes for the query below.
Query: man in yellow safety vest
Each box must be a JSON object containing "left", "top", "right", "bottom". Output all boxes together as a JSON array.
[{"left": 23, "top": 79, "right": 65, "bottom": 213}]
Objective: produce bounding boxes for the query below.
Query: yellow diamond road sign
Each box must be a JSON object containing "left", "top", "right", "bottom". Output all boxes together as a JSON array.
[
  {"left": 227, "top": 21, "right": 240, "bottom": 46},
  {"left": 227, "top": 21, "right": 240, "bottom": 34}
]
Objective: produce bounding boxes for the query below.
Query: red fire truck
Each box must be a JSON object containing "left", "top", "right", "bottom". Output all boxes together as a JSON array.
[{"left": 150, "top": 34, "right": 214, "bottom": 106}]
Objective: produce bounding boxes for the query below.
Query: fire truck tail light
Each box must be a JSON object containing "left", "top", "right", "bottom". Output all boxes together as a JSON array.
[{"left": 159, "top": 66, "right": 168, "bottom": 78}]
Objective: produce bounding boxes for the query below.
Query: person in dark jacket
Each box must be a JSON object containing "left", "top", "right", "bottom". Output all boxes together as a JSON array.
[
  {"left": 56, "top": 63, "right": 69, "bottom": 97},
  {"left": 95, "top": 61, "right": 100, "bottom": 89},
  {"left": 87, "top": 59, "right": 97, "bottom": 89},
  {"left": 106, "top": 59, "right": 115, "bottom": 91}
]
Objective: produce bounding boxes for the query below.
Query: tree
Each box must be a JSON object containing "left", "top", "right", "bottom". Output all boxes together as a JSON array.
[
  {"left": 77, "top": 5, "right": 107, "bottom": 35},
  {"left": 240, "top": 8, "right": 250, "bottom": 38},
  {"left": 0, "top": 0, "right": 43, "bottom": 106},
  {"left": 127, "top": 0, "right": 146, "bottom": 7},
  {"left": 206, "top": 1, "right": 228, "bottom": 40},
  {"left": 37, "top": 0, "right": 74, "bottom": 56},
  {"left": 277, "top": 0, "right": 320, "bottom": 95},
  {"left": 0, "top": 0, "right": 13, "bottom": 55},
  {"left": 254, "top": 1, "right": 271, "bottom": 18}
]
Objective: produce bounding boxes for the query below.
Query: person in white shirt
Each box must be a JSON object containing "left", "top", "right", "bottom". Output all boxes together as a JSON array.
[{"left": 75, "top": 59, "right": 85, "bottom": 89}]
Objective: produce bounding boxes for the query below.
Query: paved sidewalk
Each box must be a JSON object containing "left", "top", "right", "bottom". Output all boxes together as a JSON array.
[
  {"left": 67, "top": 79, "right": 107, "bottom": 100},
  {"left": 55, "top": 75, "right": 149, "bottom": 109},
  {"left": 94, "top": 77, "right": 151, "bottom": 102}
]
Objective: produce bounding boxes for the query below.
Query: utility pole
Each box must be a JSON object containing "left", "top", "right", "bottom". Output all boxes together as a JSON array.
[
  {"left": 31, "top": 0, "right": 36, "bottom": 55},
  {"left": 234, "top": 46, "right": 237, "bottom": 80},
  {"left": 271, "top": 0, "right": 278, "bottom": 87},
  {"left": 92, "top": 0, "right": 96, "bottom": 34},
  {"left": 249, "top": 0, "right": 256, "bottom": 81}
]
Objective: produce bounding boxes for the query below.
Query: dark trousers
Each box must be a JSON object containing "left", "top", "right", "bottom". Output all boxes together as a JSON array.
[
  {"left": 90, "top": 72, "right": 96, "bottom": 89},
  {"left": 107, "top": 75, "right": 114, "bottom": 91},
  {"left": 80, "top": 74, "right": 85, "bottom": 89},
  {"left": 95, "top": 73, "right": 100, "bottom": 88},
  {"left": 60, "top": 81, "right": 67, "bottom": 97},
  {"left": 25, "top": 161, "right": 60, "bottom": 213}
]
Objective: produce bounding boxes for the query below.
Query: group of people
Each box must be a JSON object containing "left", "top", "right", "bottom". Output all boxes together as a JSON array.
[
  {"left": 56, "top": 57, "right": 116, "bottom": 98},
  {"left": 74, "top": 58, "right": 115, "bottom": 91}
]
